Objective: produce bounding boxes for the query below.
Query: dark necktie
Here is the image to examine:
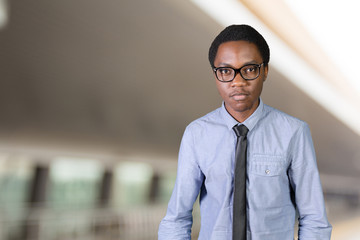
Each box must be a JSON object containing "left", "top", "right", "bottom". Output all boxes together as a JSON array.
[{"left": 232, "top": 124, "right": 249, "bottom": 240}]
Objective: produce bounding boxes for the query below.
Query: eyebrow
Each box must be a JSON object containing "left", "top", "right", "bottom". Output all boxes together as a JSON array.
[{"left": 216, "top": 60, "right": 259, "bottom": 68}]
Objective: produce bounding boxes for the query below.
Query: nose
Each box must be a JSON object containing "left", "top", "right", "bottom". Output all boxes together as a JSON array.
[{"left": 231, "top": 72, "right": 247, "bottom": 87}]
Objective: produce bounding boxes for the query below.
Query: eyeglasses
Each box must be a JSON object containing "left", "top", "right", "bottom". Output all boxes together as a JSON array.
[{"left": 213, "top": 63, "right": 264, "bottom": 82}]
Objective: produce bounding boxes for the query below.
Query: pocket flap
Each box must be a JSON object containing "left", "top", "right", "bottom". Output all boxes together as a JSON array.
[{"left": 250, "top": 155, "right": 286, "bottom": 176}]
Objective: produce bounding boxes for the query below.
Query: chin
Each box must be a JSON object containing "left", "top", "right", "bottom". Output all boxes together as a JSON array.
[
  {"left": 228, "top": 104, "right": 250, "bottom": 114},
  {"left": 233, "top": 102, "right": 250, "bottom": 111}
]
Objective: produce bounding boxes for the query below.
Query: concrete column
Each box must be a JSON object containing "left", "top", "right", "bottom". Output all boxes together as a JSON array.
[
  {"left": 148, "top": 172, "right": 160, "bottom": 203},
  {"left": 98, "top": 169, "right": 113, "bottom": 207},
  {"left": 29, "top": 166, "right": 49, "bottom": 204},
  {"left": 22, "top": 164, "right": 49, "bottom": 240}
]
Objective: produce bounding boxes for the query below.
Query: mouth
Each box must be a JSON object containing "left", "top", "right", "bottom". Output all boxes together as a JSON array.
[{"left": 230, "top": 92, "right": 249, "bottom": 101}]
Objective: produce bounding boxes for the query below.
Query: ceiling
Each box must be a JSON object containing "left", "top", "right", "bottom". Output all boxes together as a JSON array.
[{"left": 0, "top": 0, "right": 359, "bottom": 184}]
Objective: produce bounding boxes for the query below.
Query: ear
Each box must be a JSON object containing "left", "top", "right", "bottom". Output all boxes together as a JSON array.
[{"left": 263, "top": 64, "right": 269, "bottom": 82}]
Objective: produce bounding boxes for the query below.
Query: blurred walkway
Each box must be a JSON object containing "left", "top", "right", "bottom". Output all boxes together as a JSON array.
[
  {"left": 332, "top": 216, "right": 360, "bottom": 240},
  {"left": 327, "top": 200, "right": 360, "bottom": 240}
]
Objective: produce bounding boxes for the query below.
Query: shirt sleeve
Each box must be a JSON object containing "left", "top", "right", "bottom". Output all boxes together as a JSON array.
[
  {"left": 288, "top": 122, "right": 332, "bottom": 240},
  {"left": 158, "top": 125, "right": 204, "bottom": 240}
]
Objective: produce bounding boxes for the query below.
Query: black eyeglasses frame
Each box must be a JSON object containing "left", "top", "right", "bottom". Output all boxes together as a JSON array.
[{"left": 213, "top": 62, "right": 265, "bottom": 82}]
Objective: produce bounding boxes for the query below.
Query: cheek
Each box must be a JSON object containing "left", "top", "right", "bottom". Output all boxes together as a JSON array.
[
  {"left": 216, "top": 83, "right": 229, "bottom": 98},
  {"left": 253, "top": 82, "right": 264, "bottom": 95}
]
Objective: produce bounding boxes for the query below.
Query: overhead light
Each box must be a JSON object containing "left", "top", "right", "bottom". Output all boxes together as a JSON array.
[{"left": 0, "top": 0, "right": 9, "bottom": 29}]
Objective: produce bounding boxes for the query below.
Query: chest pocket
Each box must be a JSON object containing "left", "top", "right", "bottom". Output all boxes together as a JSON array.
[{"left": 249, "top": 155, "right": 287, "bottom": 177}]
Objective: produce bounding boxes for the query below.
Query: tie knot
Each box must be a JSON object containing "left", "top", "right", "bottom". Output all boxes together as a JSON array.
[{"left": 233, "top": 124, "right": 249, "bottom": 137}]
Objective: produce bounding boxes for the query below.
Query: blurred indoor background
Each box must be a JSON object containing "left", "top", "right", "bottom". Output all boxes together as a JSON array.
[{"left": 0, "top": 0, "right": 359, "bottom": 239}]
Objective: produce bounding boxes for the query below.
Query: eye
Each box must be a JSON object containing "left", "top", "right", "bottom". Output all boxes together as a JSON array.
[
  {"left": 218, "top": 68, "right": 233, "bottom": 75},
  {"left": 244, "top": 66, "right": 256, "bottom": 73},
  {"left": 241, "top": 65, "right": 259, "bottom": 77}
]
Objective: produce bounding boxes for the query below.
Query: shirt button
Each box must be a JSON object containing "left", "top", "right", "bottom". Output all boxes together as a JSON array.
[{"left": 265, "top": 169, "right": 270, "bottom": 174}]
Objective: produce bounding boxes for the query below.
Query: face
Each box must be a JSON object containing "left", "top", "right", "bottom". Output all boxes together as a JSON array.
[{"left": 214, "top": 40, "right": 268, "bottom": 122}]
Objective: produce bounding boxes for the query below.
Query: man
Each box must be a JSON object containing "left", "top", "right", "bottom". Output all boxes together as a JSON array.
[{"left": 158, "top": 24, "right": 332, "bottom": 239}]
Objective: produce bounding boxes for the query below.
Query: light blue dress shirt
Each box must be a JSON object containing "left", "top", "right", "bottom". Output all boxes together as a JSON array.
[{"left": 158, "top": 99, "right": 332, "bottom": 240}]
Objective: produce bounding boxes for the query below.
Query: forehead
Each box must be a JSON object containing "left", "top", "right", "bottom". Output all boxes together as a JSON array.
[{"left": 215, "top": 40, "right": 262, "bottom": 66}]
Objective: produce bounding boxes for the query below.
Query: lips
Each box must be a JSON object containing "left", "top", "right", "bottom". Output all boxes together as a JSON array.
[{"left": 230, "top": 91, "right": 249, "bottom": 101}]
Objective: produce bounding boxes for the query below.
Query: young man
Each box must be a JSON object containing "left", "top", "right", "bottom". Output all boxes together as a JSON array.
[{"left": 158, "top": 25, "right": 332, "bottom": 239}]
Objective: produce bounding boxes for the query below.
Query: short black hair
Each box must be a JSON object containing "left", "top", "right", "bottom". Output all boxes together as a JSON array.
[{"left": 208, "top": 24, "right": 270, "bottom": 68}]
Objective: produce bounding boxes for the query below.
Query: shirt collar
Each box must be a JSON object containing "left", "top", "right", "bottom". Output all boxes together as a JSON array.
[{"left": 220, "top": 98, "right": 264, "bottom": 132}]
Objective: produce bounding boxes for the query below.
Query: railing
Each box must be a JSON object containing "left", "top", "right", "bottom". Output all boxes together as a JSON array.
[{"left": 0, "top": 204, "right": 200, "bottom": 240}]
